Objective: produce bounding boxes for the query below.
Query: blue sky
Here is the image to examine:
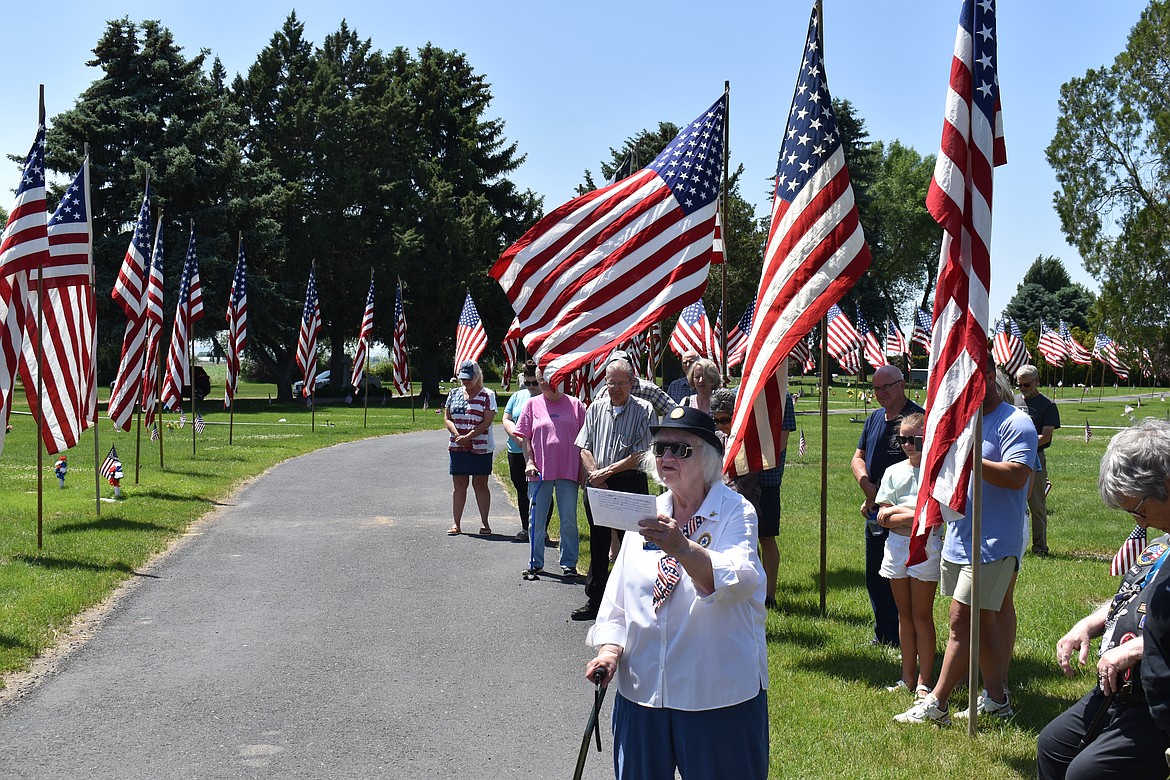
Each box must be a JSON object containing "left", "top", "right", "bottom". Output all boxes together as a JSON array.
[{"left": 0, "top": 0, "right": 1147, "bottom": 326}]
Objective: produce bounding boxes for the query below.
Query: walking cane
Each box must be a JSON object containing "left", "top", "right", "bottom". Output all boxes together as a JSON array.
[
  {"left": 572, "top": 669, "right": 607, "bottom": 780},
  {"left": 1077, "top": 687, "right": 1120, "bottom": 751}
]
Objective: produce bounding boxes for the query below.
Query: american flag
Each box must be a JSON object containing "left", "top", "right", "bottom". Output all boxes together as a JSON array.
[
  {"left": 645, "top": 322, "right": 664, "bottom": 380},
  {"left": 350, "top": 276, "right": 375, "bottom": 390},
  {"left": 789, "top": 331, "right": 812, "bottom": 374},
  {"left": 1037, "top": 319, "right": 1069, "bottom": 365},
  {"left": 108, "top": 186, "right": 152, "bottom": 431},
  {"left": 885, "top": 319, "right": 908, "bottom": 357},
  {"left": 161, "top": 226, "right": 205, "bottom": 411},
  {"left": 1094, "top": 333, "right": 1130, "bottom": 380},
  {"left": 725, "top": 298, "right": 756, "bottom": 368},
  {"left": 711, "top": 205, "right": 725, "bottom": 265},
  {"left": 391, "top": 279, "right": 411, "bottom": 396},
  {"left": 798, "top": 428, "right": 807, "bottom": 458},
  {"left": 100, "top": 444, "right": 122, "bottom": 481},
  {"left": 18, "top": 158, "right": 96, "bottom": 454},
  {"left": 824, "top": 304, "right": 862, "bottom": 363},
  {"left": 910, "top": 0, "right": 1006, "bottom": 565},
  {"left": 857, "top": 308, "right": 888, "bottom": 370},
  {"left": 224, "top": 239, "right": 247, "bottom": 408},
  {"left": 194, "top": 412, "right": 205, "bottom": 434},
  {"left": 295, "top": 266, "right": 321, "bottom": 397},
  {"left": 912, "top": 307, "right": 934, "bottom": 353},
  {"left": 179, "top": 409, "right": 186, "bottom": 428},
  {"left": 0, "top": 126, "right": 50, "bottom": 455},
  {"left": 491, "top": 94, "right": 726, "bottom": 385},
  {"left": 150, "top": 423, "right": 159, "bottom": 441},
  {"left": 723, "top": 5, "right": 871, "bottom": 477},
  {"left": 1110, "top": 525, "right": 1147, "bottom": 576},
  {"left": 669, "top": 299, "right": 716, "bottom": 360},
  {"left": 140, "top": 216, "right": 166, "bottom": 428},
  {"left": 1084, "top": 419, "right": 1092, "bottom": 442},
  {"left": 501, "top": 317, "right": 521, "bottom": 391},
  {"left": 1061, "top": 320, "right": 1094, "bottom": 366},
  {"left": 712, "top": 303, "right": 725, "bottom": 368},
  {"left": 453, "top": 292, "right": 488, "bottom": 375},
  {"left": 991, "top": 318, "right": 1028, "bottom": 375}
]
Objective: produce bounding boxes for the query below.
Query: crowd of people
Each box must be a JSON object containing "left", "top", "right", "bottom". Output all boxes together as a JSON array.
[{"left": 441, "top": 349, "right": 1170, "bottom": 779}]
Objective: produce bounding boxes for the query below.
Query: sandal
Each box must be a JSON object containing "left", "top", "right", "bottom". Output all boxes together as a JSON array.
[
  {"left": 446, "top": 527, "right": 461, "bottom": 536},
  {"left": 478, "top": 526, "right": 492, "bottom": 536}
]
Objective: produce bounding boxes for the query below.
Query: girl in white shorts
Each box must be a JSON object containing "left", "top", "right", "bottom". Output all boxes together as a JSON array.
[{"left": 875, "top": 412, "right": 941, "bottom": 697}]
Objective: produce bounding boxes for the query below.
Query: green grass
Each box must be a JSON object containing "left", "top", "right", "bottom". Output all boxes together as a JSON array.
[{"left": 3, "top": 370, "right": 1169, "bottom": 777}]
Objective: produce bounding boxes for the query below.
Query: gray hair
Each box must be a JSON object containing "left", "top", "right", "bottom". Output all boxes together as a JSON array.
[
  {"left": 642, "top": 430, "right": 724, "bottom": 491},
  {"left": 606, "top": 359, "right": 634, "bottom": 381},
  {"left": 690, "top": 358, "right": 721, "bottom": 389},
  {"left": 1016, "top": 364, "right": 1038, "bottom": 383},
  {"left": 995, "top": 368, "right": 1014, "bottom": 405},
  {"left": 710, "top": 388, "right": 736, "bottom": 416},
  {"left": 1099, "top": 418, "right": 1170, "bottom": 508}
]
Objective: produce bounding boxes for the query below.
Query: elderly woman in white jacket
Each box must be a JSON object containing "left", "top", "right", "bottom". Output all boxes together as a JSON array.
[{"left": 584, "top": 406, "right": 768, "bottom": 780}]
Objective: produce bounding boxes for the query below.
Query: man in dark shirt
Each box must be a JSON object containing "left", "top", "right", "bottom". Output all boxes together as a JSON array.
[
  {"left": 850, "top": 365, "right": 923, "bottom": 647},
  {"left": 666, "top": 350, "right": 699, "bottom": 403},
  {"left": 1016, "top": 364, "right": 1060, "bottom": 555}
]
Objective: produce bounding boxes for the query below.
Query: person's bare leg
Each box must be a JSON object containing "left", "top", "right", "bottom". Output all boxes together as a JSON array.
[
  {"left": 451, "top": 475, "right": 469, "bottom": 532},
  {"left": 759, "top": 536, "right": 780, "bottom": 605},
  {"left": 889, "top": 577, "right": 917, "bottom": 687},
  {"left": 910, "top": 577, "right": 939, "bottom": 688},
  {"left": 930, "top": 598, "right": 972, "bottom": 708},
  {"left": 471, "top": 474, "right": 492, "bottom": 531}
]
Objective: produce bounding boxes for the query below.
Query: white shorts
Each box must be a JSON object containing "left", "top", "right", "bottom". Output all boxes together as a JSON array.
[{"left": 881, "top": 530, "right": 943, "bottom": 582}]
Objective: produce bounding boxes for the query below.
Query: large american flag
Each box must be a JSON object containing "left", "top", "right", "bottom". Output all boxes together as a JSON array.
[
  {"left": 18, "top": 158, "right": 96, "bottom": 454},
  {"left": 161, "top": 226, "right": 204, "bottom": 411},
  {"left": 224, "top": 238, "right": 247, "bottom": 408},
  {"left": 668, "top": 299, "right": 715, "bottom": 360},
  {"left": 350, "top": 276, "right": 375, "bottom": 390},
  {"left": 1061, "top": 320, "right": 1094, "bottom": 366},
  {"left": 1094, "top": 333, "right": 1130, "bottom": 380},
  {"left": 857, "top": 308, "right": 888, "bottom": 370},
  {"left": 725, "top": 297, "right": 756, "bottom": 368},
  {"left": 391, "top": 279, "right": 410, "bottom": 396},
  {"left": 108, "top": 187, "right": 152, "bottom": 431},
  {"left": 910, "top": 0, "right": 1006, "bottom": 565},
  {"left": 140, "top": 216, "right": 166, "bottom": 428},
  {"left": 1037, "top": 319, "right": 1069, "bottom": 365},
  {"left": 295, "top": 266, "right": 321, "bottom": 397},
  {"left": 1110, "top": 524, "right": 1147, "bottom": 577},
  {"left": 723, "top": 5, "right": 871, "bottom": 477},
  {"left": 885, "top": 319, "right": 909, "bottom": 358},
  {"left": 501, "top": 316, "right": 521, "bottom": 391},
  {"left": 911, "top": 307, "right": 934, "bottom": 353},
  {"left": 991, "top": 318, "right": 1028, "bottom": 375},
  {"left": 491, "top": 94, "right": 726, "bottom": 386},
  {"left": 0, "top": 125, "right": 49, "bottom": 456},
  {"left": 453, "top": 291, "right": 487, "bottom": 374}
]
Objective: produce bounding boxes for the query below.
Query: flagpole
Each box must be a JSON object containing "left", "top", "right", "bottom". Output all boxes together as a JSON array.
[
  {"left": 968, "top": 409, "right": 984, "bottom": 738},
  {"left": 190, "top": 219, "right": 197, "bottom": 457},
  {"left": 364, "top": 267, "right": 372, "bottom": 428},
  {"left": 133, "top": 175, "right": 152, "bottom": 486},
  {"left": 85, "top": 144, "right": 100, "bottom": 516},
  {"left": 157, "top": 347, "right": 165, "bottom": 469},
  {"left": 35, "top": 85, "right": 46, "bottom": 550},
  {"left": 719, "top": 80, "right": 730, "bottom": 384},
  {"left": 311, "top": 386, "right": 316, "bottom": 432},
  {"left": 819, "top": 314, "right": 829, "bottom": 615},
  {"left": 134, "top": 401, "right": 143, "bottom": 484}
]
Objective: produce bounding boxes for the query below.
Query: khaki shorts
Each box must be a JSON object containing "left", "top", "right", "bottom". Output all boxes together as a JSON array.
[{"left": 940, "top": 556, "right": 1018, "bottom": 612}]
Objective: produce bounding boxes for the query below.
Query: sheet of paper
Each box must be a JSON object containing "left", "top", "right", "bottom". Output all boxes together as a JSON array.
[{"left": 586, "top": 487, "right": 659, "bottom": 532}]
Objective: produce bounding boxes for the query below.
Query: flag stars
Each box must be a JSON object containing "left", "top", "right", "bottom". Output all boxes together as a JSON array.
[{"left": 977, "top": 24, "right": 993, "bottom": 41}]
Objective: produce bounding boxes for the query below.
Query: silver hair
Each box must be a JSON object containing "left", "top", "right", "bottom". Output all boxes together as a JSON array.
[
  {"left": 995, "top": 368, "right": 1014, "bottom": 405},
  {"left": 1016, "top": 364, "right": 1039, "bottom": 383},
  {"left": 606, "top": 359, "right": 634, "bottom": 381},
  {"left": 710, "top": 388, "right": 736, "bottom": 416},
  {"left": 1099, "top": 418, "right": 1170, "bottom": 508},
  {"left": 690, "top": 358, "right": 721, "bottom": 389},
  {"left": 642, "top": 430, "right": 724, "bottom": 491}
]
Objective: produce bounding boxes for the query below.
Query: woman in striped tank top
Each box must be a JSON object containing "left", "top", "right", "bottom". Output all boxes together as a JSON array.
[{"left": 444, "top": 360, "right": 498, "bottom": 536}]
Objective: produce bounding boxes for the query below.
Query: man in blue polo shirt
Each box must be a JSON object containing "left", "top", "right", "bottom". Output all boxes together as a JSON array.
[{"left": 851, "top": 365, "right": 922, "bottom": 647}]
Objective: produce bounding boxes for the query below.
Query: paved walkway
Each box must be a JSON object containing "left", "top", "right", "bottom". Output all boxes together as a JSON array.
[{"left": 0, "top": 428, "right": 612, "bottom": 779}]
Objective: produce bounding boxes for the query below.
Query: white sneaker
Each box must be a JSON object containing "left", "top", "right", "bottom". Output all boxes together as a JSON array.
[
  {"left": 894, "top": 694, "right": 951, "bottom": 726},
  {"left": 954, "top": 690, "right": 1014, "bottom": 720}
]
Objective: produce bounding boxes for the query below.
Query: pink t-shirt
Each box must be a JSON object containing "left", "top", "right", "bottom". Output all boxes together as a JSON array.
[{"left": 515, "top": 393, "right": 586, "bottom": 482}]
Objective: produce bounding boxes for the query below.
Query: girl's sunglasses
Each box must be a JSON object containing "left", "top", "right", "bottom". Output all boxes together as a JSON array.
[
  {"left": 651, "top": 441, "right": 694, "bottom": 459},
  {"left": 895, "top": 434, "right": 924, "bottom": 449}
]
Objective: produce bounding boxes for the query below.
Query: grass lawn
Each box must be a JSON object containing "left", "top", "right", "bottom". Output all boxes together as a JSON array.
[{"left": 2, "top": 365, "right": 1167, "bottom": 777}]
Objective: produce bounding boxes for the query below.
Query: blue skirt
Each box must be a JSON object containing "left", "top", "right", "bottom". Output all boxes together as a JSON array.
[{"left": 450, "top": 450, "right": 493, "bottom": 476}]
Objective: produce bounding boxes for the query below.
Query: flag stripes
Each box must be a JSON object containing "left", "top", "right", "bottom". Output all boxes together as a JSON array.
[
  {"left": 224, "top": 240, "right": 248, "bottom": 407},
  {"left": 350, "top": 276, "right": 375, "bottom": 390},
  {"left": 295, "top": 266, "right": 321, "bottom": 397},
  {"left": 391, "top": 279, "right": 410, "bottom": 396},
  {"left": 108, "top": 187, "right": 152, "bottom": 431},
  {"left": 453, "top": 292, "right": 487, "bottom": 374},
  {"left": 161, "top": 225, "right": 204, "bottom": 411}
]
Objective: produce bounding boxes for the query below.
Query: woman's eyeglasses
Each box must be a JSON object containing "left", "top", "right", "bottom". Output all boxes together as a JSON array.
[
  {"left": 651, "top": 441, "right": 694, "bottom": 459},
  {"left": 895, "top": 434, "right": 924, "bottom": 449},
  {"left": 1126, "top": 497, "right": 1148, "bottom": 520}
]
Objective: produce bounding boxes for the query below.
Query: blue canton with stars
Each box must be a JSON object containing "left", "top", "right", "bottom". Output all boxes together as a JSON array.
[
  {"left": 647, "top": 94, "right": 726, "bottom": 215},
  {"left": 231, "top": 244, "right": 247, "bottom": 307},
  {"left": 775, "top": 7, "right": 841, "bottom": 203},
  {"left": 303, "top": 269, "right": 319, "bottom": 325},
  {"left": 967, "top": 0, "right": 1000, "bottom": 130},
  {"left": 51, "top": 165, "right": 87, "bottom": 225},
  {"left": 459, "top": 294, "right": 482, "bottom": 328},
  {"left": 16, "top": 125, "right": 46, "bottom": 199}
]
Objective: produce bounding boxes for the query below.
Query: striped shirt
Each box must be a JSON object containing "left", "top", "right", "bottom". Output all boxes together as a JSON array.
[
  {"left": 596, "top": 378, "right": 678, "bottom": 418},
  {"left": 575, "top": 395, "right": 653, "bottom": 469},
  {"left": 445, "top": 386, "right": 497, "bottom": 454}
]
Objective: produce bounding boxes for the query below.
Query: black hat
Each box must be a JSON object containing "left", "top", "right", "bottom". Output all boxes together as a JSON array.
[{"left": 650, "top": 406, "right": 723, "bottom": 454}]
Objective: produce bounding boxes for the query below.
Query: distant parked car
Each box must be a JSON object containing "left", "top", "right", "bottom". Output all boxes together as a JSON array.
[{"left": 293, "top": 370, "right": 381, "bottom": 396}]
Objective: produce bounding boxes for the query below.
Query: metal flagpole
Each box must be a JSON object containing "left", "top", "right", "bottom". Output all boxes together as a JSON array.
[
  {"left": 719, "top": 80, "right": 730, "bottom": 384},
  {"left": 84, "top": 144, "right": 100, "bottom": 516},
  {"left": 190, "top": 219, "right": 197, "bottom": 457},
  {"left": 156, "top": 348, "right": 165, "bottom": 469},
  {"left": 133, "top": 179, "right": 152, "bottom": 485},
  {"left": 968, "top": 409, "right": 984, "bottom": 737},
  {"left": 819, "top": 316, "right": 829, "bottom": 615},
  {"left": 311, "top": 386, "right": 316, "bottom": 432},
  {"left": 35, "top": 86, "right": 45, "bottom": 550},
  {"left": 134, "top": 402, "right": 143, "bottom": 484},
  {"left": 364, "top": 267, "right": 372, "bottom": 428}
]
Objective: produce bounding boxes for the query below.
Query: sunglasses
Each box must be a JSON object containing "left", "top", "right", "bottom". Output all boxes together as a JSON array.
[
  {"left": 895, "top": 434, "right": 924, "bottom": 449},
  {"left": 651, "top": 441, "right": 694, "bottom": 459},
  {"left": 713, "top": 416, "right": 733, "bottom": 426},
  {"left": 524, "top": 380, "right": 539, "bottom": 386},
  {"left": 1017, "top": 382, "right": 1033, "bottom": 389}
]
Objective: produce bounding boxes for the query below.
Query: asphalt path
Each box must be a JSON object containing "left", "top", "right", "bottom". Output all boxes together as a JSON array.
[{"left": 0, "top": 427, "right": 613, "bottom": 779}]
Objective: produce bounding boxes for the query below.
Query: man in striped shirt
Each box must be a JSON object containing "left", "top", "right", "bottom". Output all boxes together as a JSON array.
[{"left": 572, "top": 358, "right": 654, "bottom": 621}]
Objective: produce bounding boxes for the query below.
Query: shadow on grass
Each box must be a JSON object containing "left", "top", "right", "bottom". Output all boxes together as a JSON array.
[
  {"left": 129, "top": 488, "right": 214, "bottom": 504},
  {"left": 49, "top": 517, "right": 172, "bottom": 535},
  {"left": 0, "top": 634, "right": 32, "bottom": 651},
  {"left": 14, "top": 553, "right": 135, "bottom": 575}
]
